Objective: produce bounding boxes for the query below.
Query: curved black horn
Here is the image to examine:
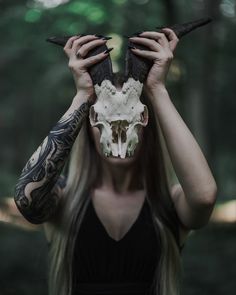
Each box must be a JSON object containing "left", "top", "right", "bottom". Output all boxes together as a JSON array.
[
  {"left": 125, "top": 17, "right": 212, "bottom": 83},
  {"left": 170, "top": 17, "right": 212, "bottom": 38},
  {"left": 46, "top": 35, "right": 114, "bottom": 86}
]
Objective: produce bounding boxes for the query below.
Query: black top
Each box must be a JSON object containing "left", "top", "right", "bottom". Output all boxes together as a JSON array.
[{"left": 72, "top": 197, "right": 174, "bottom": 295}]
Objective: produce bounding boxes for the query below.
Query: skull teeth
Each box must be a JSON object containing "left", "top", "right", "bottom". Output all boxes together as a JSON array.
[{"left": 126, "top": 150, "right": 134, "bottom": 158}]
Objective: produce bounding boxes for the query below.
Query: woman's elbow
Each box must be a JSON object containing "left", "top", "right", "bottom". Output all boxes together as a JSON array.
[
  {"left": 201, "top": 181, "right": 218, "bottom": 207},
  {"left": 14, "top": 194, "right": 57, "bottom": 225}
]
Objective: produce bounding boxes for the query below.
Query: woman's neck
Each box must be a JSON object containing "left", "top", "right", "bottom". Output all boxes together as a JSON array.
[{"left": 99, "top": 160, "right": 144, "bottom": 194}]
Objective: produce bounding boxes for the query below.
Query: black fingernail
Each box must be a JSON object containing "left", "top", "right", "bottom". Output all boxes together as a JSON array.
[
  {"left": 102, "top": 36, "right": 112, "bottom": 40},
  {"left": 95, "top": 35, "right": 112, "bottom": 40},
  {"left": 123, "top": 35, "right": 131, "bottom": 38},
  {"left": 128, "top": 45, "right": 136, "bottom": 50},
  {"left": 95, "top": 34, "right": 104, "bottom": 38},
  {"left": 104, "top": 47, "right": 114, "bottom": 54}
]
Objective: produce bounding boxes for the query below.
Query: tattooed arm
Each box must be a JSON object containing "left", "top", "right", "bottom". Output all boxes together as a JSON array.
[
  {"left": 14, "top": 94, "right": 90, "bottom": 224},
  {"left": 14, "top": 33, "right": 111, "bottom": 224}
]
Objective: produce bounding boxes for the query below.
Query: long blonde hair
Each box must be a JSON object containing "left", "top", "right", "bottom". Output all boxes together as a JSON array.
[{"left": 47, "top": 81, "right": 183, "bottom": 295}]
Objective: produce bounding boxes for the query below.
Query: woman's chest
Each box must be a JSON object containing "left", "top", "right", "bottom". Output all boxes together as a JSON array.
[
  {"left": 90, "top": 190, "right": 147, "bottom": 242},
  {"left": 73, "top": 197, "right": 161, "bottom": 283}
]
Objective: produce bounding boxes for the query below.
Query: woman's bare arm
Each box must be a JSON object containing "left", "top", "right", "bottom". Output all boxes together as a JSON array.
[
  {"left": 14, "top": 94, "right": 90, "bottom": 224},
  {"left": 148, "top": 86, "right": 217, "bottom": 229},
  {"left": 130, "top": 29, "right": 217, "bottom": 230},
  {"left": 14, "top": 34, "right": 111, "bottom": 224}
]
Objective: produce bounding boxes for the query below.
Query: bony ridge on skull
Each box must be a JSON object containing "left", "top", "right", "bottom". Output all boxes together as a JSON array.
[{"left": 89, "top": 77, "right": 149, "bottom": 159}]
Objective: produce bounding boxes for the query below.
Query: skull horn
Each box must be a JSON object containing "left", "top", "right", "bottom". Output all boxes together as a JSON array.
[
  {"left": 169, "top": 17, "right": 212, "bottom": 38},
  {"left": 125, "top": 17, "right": 212, "bottom": 83},
  {"left": 46, "top": 36, "right": 113, "bottom": 86}
]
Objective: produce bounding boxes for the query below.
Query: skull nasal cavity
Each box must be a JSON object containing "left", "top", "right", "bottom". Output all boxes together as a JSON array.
[{"left": 111, "top": 120, "right": 128, "bottom": 143}]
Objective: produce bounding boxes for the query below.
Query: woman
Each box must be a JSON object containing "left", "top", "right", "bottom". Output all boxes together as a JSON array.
[{"left": 14, "top": 29, "right": 217, "bottom": 295}]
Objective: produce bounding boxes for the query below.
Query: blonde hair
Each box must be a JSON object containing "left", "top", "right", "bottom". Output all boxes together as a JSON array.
[{"left": 47, "top": 89, "right": 183, "bottom": 295}]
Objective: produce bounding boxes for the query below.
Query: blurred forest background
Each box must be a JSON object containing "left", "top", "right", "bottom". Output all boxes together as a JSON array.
[{"left": 0, "top": 0, "right": 235, "bottom": 294}]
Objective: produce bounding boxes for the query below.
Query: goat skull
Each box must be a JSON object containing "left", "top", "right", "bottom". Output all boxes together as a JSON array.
[
  {"left": 46, "top": 17, "right": 212, "bottom": 158},
  {"left": 89, "top": 78, "right": 148, "bottom": 159}
]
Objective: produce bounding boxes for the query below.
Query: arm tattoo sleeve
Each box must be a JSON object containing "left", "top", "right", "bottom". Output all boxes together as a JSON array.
[{"left": 14, "top": 102, "right": 90, "bottom": 224}]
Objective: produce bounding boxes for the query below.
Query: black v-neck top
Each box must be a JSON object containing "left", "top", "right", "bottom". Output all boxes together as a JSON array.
[{"left": 72, "top": 198, "right": 161, "bottom": 294}]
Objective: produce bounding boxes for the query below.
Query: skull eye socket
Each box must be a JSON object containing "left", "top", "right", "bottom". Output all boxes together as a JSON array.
[
  {"left": 89, "top": 106, "right": 98, "bottom": 125},
  {"left": 140, "top": 106, "right": 149, "bottom": 126},
  {"left": 140, "top": 112, "right": 145, "bottom": 122}
]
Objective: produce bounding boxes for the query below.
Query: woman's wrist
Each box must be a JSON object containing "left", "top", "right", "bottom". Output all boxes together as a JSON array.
[
  {"left": 69, "top": 92, "right": 91, "bottom": 113},
  {"left": 72, "top": 91, "right": 93, "bottom": 105},
  {"left": 145, "top": 83, "right": 168, "bottom": 102}
]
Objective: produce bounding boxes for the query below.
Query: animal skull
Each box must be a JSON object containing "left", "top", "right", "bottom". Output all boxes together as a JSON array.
[
  {"left": 89, "top": 77, "right": 148, "bottom": 159},
  {"left": 46, "top": 17, "right": 212, "bottom": 159}
]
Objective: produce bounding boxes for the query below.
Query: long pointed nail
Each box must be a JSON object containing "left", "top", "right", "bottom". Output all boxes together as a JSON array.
[
  {"left": 104, "top": 47, "right": 114, "bottom": 54},
  {"left": 123, "top": 35, "right": 131, "bottom": 38},
  {"left": 128, "top": 45, "right": 136, "bottom": 49},
  {"left": 95, "top": 34, "right": 105, "bottom": 38},
  {"left": 102, "top": 36, "right": 112, "bottom": 40},
  {"left": 95, "top": 34, "right": 112, "bottom": 40}
]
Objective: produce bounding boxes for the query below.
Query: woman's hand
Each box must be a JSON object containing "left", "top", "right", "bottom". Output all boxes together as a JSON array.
[
  {"left": 129, "top": 28, "right": 179, "bottom": 93},
  {"left": 64, "top": 35, "right": 110, "bottom": 100}
]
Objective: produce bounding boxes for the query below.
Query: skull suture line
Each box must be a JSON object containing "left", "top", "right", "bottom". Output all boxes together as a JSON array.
[{"left": 89, "top": 78, "right": 148, "bottom": 159}]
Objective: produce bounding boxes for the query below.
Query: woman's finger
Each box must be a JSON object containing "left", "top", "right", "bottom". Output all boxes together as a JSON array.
[
  {"left": 129, "top": 36, "right": 162, "bottom": 52},
  {"left": 77, "top": 38, "right": 107, "bottom": 58},
  {"left": 161, "top": 28, "right": 179, "bottom": 51},
  {"left": 138, "top": 31, "right": 170, "bottom": 49},
  {"left": 64, "top": 36, "right": 80, "bottom": 52},
  {"left": 81, "top": 49, "right": 113, "bottom": 68},
  {"left": 129, "top": 47, "right": 173, "bottom": 62},
  {"left": 71, "top": 35, "right": 100, "bottom": 54},
  {"left": 128, "top": 47, "right": 159, "bottom": 61}
]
